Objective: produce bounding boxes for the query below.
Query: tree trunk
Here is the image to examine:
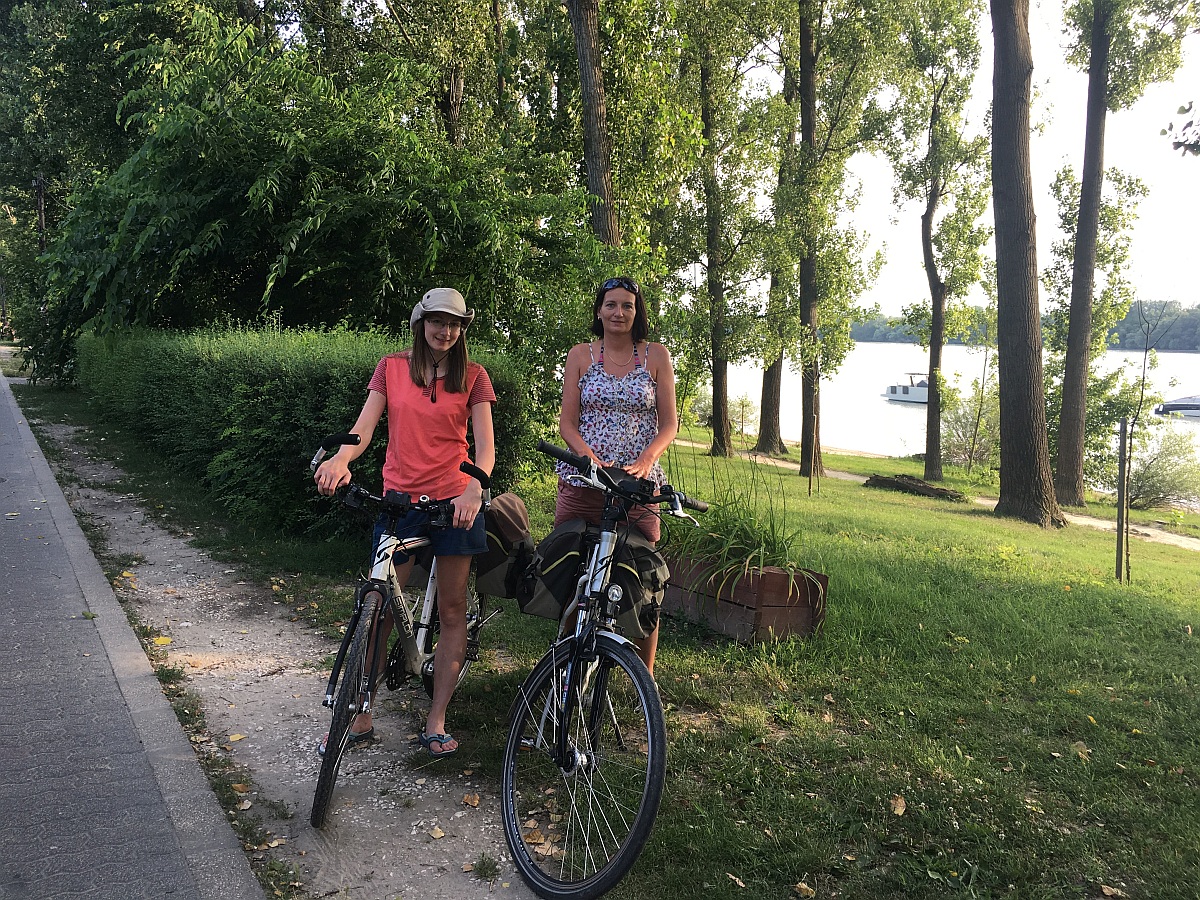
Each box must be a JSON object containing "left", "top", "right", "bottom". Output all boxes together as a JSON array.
[
  {"left": 492, "top": 0, "right": 506, "bottom": 117},
  {"left": 756, "top": 343, "right": 788, "bottom": 455},
  {"left": 1054, "top": 0, "right": 1111, "bottom": 507},
  {"left": 700, "top": 52, "right": 732, "bottom": 457},
  {"left": 756, "top": 48, "right": 798, "bottom": 457},
  {"left": 990, "top": 0, "right": 1066, "bottom": 528},
  {"left": 565, "top": 0, "right": 621, "bottom": 246},
  {"left": 797, "top": 11, "right": 822, "bottom": 477},
  {"left": 922, "top": 176, "right": 946, "bottom": 482},
  {"left": 437, "top": 62, "right": 466, "bottom": 147}
]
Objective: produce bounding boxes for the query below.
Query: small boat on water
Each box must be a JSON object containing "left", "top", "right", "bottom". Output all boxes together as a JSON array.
[
  {"left": 1153, "top": 395, "right": 1200, "bottom": 418},
  {"left": 883, "top": 373, "right": 929, "bottom": 404}
]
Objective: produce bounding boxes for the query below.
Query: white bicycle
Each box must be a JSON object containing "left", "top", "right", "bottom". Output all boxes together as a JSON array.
[{"left": 308, "top": 432, "right": 495, "bottom": 828}]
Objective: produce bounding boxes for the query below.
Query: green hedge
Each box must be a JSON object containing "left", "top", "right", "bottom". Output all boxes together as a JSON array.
[{"left": 76, "top": 327, "right": 537, "bottom": 534}]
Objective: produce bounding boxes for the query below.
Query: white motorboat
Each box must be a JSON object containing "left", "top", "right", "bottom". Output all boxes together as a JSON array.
[
  {"left": 883, "top": 373, "right": 929, "bottom": 404},
  {"left": 1153, "top": 395, "right": 1200, "bottom": 418}
]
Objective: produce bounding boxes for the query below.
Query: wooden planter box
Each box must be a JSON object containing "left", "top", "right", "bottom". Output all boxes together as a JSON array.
[{"left": 661, "top": 554, "right": 828, "bottom": 642}]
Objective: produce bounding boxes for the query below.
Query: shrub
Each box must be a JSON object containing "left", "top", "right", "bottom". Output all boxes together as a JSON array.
[
  {"left": 1126, "top": 426, "right": 1200, "bottom": 510},
  {"left": 76, "top": 327, "right": 540, "bottom": 534}
]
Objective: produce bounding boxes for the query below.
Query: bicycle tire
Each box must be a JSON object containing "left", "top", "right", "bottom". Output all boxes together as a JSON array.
[
  {"left": 419, "top": 586, "right": 482, "bottom": 699},
  {"left": 310, "top": 591, "right": 378, "bottom": 829},
  {"left": 500, "top": 633, "right": 666, "bottom": 900}
]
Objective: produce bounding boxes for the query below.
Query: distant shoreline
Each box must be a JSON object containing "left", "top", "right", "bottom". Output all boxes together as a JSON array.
[{"left": 850, "top": 337, "right": 1199, "bottom": 354}]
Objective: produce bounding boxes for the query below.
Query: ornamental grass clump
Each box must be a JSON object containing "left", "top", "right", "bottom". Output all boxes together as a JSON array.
[{"left": 661, "top": 448, "right": 806, "bottom": 596}]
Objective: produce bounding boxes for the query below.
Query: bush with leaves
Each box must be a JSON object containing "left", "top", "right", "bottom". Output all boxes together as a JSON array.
[
  {"left": 941, "top": 377, "right": 999, "bottom": 474},
  {"left": 1125, "top": 426, "right": 1200, "bottom": 510},
  {"left": 76, "top": 327, "right": 539, "bottom": 535},
  {"left": 31, "top": 5, "right": 610, "bottom": 393}
]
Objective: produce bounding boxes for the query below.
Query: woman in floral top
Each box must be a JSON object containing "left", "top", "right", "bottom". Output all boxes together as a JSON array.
[{"left": 555, "top": 276, "right": 678, "bottom": 674}]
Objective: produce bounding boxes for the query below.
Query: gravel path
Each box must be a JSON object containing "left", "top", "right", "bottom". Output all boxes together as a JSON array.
[{"left": 33, "top": 419, "right": 536, "bottom": 900}]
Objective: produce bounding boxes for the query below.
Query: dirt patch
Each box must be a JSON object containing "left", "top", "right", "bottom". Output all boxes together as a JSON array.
[{"left": 36, "top": 421, "right": 535, "bottom": 900}]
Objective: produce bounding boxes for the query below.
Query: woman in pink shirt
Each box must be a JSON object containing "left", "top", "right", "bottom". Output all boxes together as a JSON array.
[{"left": 314, "top": 288, "right": 496, "bottom": 757}]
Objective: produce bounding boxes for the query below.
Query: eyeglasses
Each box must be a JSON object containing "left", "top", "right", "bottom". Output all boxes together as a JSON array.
[
  {"left": 601, "top": 277, "right": 640, "bottom": 295},
  {"left": 424, "top": 316, "right": 464, "bottom": 333}
]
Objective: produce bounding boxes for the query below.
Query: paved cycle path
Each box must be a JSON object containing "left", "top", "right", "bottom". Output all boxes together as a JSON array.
[{"left": 0, "top": 374, "right": 263, "bottom": 900}]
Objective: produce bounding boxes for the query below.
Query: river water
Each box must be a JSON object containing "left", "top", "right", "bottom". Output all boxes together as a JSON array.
[{"left": 726, "top": 343, "right": 1199, "bottom": 458}]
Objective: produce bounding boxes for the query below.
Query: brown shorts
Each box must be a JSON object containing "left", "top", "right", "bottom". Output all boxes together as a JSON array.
[{"left": 553, "top": 480, "right": 661, "bottom": 544}]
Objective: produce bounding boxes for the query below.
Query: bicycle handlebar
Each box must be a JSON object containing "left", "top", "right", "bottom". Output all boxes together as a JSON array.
[{"left": 535, "top": 439, "right": 708, "bottom": 514}]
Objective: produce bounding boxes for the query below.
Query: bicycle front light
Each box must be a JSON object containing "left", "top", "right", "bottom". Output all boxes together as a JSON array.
[{"left": 606, "top": 584, "right": 624, "bottom": 605}]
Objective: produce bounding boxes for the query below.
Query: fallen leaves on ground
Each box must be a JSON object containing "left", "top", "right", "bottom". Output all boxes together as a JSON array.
[
  {"left": 727, "top": 873, "right": 746, "bottom": 888},
  {"left": 463, "top": 793, "right": 480, "bottom": 808},
  {"left": 794, "top": 883, "right": 816, "bottom": 898},
  {"left": 889, "top": 794, "right": 907, "bottom": 815}
]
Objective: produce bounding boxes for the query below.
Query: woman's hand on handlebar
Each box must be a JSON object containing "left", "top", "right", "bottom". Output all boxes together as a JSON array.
[
  {"left": 622, "top": 452, "right": 657, "bottom": 480},
  {"left": 315, "top": 457, "right": 352, "bottom": 496},
  {"left": 451, "top": 480, "right": 484, "bottom": 529}
]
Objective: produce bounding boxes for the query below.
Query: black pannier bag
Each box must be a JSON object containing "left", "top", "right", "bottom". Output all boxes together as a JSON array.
[
  {"left": 608, "top": 526, "right": 669, "bottom": 639},
  {"left": 517, "top": 518, "right": 589, "bottom": 619},
  {"left": 517, "top": 519, "right": 668, "bottom": 639},
  {"left": 473, "top": 492, "right": 534, "bottom": 598}
]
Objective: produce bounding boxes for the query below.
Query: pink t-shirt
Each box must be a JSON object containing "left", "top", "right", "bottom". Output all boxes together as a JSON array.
[{"left": 368, "top": 353, "right": 496, "bottom": 499}]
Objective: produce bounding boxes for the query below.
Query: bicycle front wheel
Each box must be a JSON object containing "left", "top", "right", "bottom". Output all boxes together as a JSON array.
[
  {"left": 501, "top": 633, "right": 666, "bottom": 900},
  {"left": 311, "top": 591, "right": 378, "bottom": 829}
]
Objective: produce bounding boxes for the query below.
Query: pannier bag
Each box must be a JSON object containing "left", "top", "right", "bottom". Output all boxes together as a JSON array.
[
  {"left": 517, "top": 519, "right": 668, "bottom": 640},
  {"left": 608, "top": 526, "right": 669, "bottom": 639},
  {"left": 473, "top": 493, "right": 534, "bottom": 598},
  {"left": 517, "top": 518, "right": 589, "bottom": 620}
]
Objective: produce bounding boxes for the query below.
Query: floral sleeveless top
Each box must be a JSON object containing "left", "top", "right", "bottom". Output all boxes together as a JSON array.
[{"left": 556, "top": 342, "right": 666, "bottom": 489}]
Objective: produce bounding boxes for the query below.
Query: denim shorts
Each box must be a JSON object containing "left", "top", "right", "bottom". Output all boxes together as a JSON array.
[{"left": 373, "top": 506, "right": 487, "bottom": 563}]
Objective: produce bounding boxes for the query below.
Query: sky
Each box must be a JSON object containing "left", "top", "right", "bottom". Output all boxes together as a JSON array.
[{"left": 848, "top": 0, "right": 1200, "bottom": 319}]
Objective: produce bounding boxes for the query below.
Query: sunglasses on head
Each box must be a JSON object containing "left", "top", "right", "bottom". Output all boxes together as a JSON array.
[{"left": 601, "top": 277, "right": 640, "bottom": 295}]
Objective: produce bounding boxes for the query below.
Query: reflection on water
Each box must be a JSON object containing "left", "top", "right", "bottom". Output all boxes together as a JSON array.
[{"left": 726, "top": 343, "right": 1199, "bottom": 458}]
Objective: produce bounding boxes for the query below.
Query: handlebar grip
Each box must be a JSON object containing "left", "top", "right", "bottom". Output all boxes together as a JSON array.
[
  {"left": 321, "top": 433, "right": 361, "bottom": 451},
  {"left": 681, "top": 494, "right": 709, "bottom": 513},
  {"left": 459, "top": 460, "right": 491, "bottom": 489},
  {"left": 537, "top": 439, "right": 590, "bottom": 472},
  {"left": 311, "top": 433, "right": 362, "bottom": 472}
]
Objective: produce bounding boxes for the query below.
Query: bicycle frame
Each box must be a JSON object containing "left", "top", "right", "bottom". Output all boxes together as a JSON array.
[{"left": 321, "top": 528, "right": 442, "bottom": 714}]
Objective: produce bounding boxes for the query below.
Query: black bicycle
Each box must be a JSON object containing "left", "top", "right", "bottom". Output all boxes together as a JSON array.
[
  {"left": 308, "top": 433, "right": 495, "bottom": 829},
  {"left": 500, "top": 440, "right": 707, "bottom": 900}
]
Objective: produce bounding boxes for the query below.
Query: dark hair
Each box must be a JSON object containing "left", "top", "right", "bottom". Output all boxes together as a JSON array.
[
  {"left": 590, "top": 276, "right": 649, "bottom": 342},
  {"left": 409, "top": 316, "right": 469, "bottom": 392}
]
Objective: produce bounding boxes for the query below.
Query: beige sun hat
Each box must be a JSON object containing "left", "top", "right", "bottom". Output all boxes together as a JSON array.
[{"left": 410, "top": 287, "right": 476, "bottom": 329}]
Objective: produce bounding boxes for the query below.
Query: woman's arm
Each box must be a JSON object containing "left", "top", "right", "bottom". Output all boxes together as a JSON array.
[
  {"left": 558, "top": 343, "right": 611, "bottom": 466},
  {"left": 451, "top": 401, "right": 496, "bottom": 528},
  {"left": 625, "top": 342, "right": 679, "bottom": 479},
  {"left": 314, "top": 390, "right": 386, "bottom": 496}
]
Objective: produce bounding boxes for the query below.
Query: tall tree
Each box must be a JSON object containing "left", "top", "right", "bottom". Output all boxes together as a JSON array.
[
  {"left": 1054, "top": 0, "right": 1195, "bottom": 506},
  {"left": 990, "top": 0, "right": 1065, "bottom": 527},
  {"left": 669, "top": 0, "right": 773, "bottom": 457},
  {"left": 751, "top": 0, "right": 898, "bottom": 473},
  {"left": 887, "top": 0, "right": 990, "bottom": 482},
  {"left": 564, "top": 0, "right": 620, "bottom": 244}
]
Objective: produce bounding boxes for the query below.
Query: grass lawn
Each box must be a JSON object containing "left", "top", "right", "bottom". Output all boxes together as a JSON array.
[{"left": 15, "top": 385, "right": 1200, "bottom": 900}]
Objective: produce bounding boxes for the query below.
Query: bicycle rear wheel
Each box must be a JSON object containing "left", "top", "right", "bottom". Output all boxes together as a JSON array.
[
  {"left": 418, "top": 585, "right": 482, "bottom": 699},
  {"left": 311, "top": 591, "right": 378, "bottom": 829},
  {"left": 501, "top": 633, "right": 666, "bottom": 900}
]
